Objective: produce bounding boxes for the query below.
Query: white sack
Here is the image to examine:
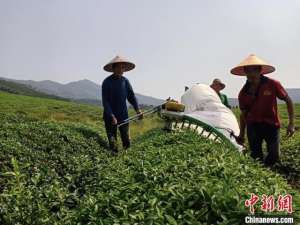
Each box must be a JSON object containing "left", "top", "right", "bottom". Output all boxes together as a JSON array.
[{"left": 181, "top": 84, "right": 242, "bottom": 151}]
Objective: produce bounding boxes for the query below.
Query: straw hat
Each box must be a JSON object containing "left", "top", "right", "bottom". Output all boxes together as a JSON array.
[
  {"left": 103, "top": 55, "right": 135, "bottom": 72},
  {"left": 230, "top": 54, "right": 275, "bottom": 76},
  {"left": 211, "top": 78, "right": 225, "bottom": 90}
]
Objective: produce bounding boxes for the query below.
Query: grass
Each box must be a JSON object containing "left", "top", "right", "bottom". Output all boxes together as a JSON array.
[
  {"left": 0, "top": 91, "right": 162, "bottom": 138},
  {"left": 1, "top": 113, "right": 299, "bottom": 224},
  {"left": 277, "top": 104, "right": 300, "bottom": 188},
  {"left": 0, "top": 79, "right": 66, "bottom": 101},
  {"left": 0, "top": 90, "right": 299, "bottom": 224},
  {"left": 233, "top": 103, "right": 300, "bottom": 189}
]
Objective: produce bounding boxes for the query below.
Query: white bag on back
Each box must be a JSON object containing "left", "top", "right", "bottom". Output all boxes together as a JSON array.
[{"left": 181, "top": 84, "right": 242, "bottom": 151}]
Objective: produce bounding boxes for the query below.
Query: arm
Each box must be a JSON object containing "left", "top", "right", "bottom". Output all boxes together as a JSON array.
[
  {"left": 283, "top": 95, "right": 295, "bottom": 136},
  {"left": 236, "top": 110, "right": 247, "bottom": 145},
  {"left": 274, "top": 80, "right": 295, "bottom": 136},
  {"left": 126, "top": 79, "right": 140, "bottom": 113},
  {"left": 237, "top": 90, "right": 247, "bottom": 145},
  {"left": 102, "top": 81, "right": 116, "bottom": 123}
]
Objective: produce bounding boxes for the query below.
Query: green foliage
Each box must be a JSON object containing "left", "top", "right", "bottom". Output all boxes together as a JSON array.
[
  {"left": 0, "top": 79, "right": 66, "bottom": 101},
  {"left": 278, "top": 104, "right": 300, "bottom": 186},
  {"left": 234, "top": 104, "right": 300, "bottom": 189},
  {"left": 0, "top": 91, "right": 102, "bottom": 125},
  {"left": 0, "top": 91, "right": 162, "bottom": 137},
  {"left": 0, "top": 91, "right": 299, "bottom": 224},
  {"left": 0, "top": 113, "right": 299, "bottom": 224}
]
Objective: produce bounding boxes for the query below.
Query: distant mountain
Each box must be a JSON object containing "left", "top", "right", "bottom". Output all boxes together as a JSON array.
[
  {"left": 12, "top": 78, "right": 100, "bottom": 100},
  {"left": 286, "top": 88, "right": 300, "bottom": 103},
  {"left": 228, "top": 98, "right": 239, "bottom": 107},
  {"left": 1, "top": 77, "right": 164, "bottom": 106},
  {"left": 0, "top": 78, "right": 68, "bottom": 101},
  {"left": 3, "top": 76, "right": 298, "bottom": 107},
  {"left": 228, "top": 88, "right": 300, "bottom": 107}
]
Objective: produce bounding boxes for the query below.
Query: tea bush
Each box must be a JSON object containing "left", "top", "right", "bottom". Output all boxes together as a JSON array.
[{"left": 0, "top": 113, "right": 299, "bottom": 225}]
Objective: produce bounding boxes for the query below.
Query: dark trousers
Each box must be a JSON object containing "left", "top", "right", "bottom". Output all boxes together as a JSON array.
[
  {"left": 104, "top": 118, "right": 130, "bottom": 152},
  {"left": 247, "top": 123, "right": 280, "bottom": 166}
]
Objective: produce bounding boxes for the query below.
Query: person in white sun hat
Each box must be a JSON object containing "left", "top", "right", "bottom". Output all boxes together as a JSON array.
[
  {"left": 231, "top": 54, "right": 294, "bottom": 166},
  {"left": 102, "top": 55, "right": 143, "bottom": 153},
  {"left": 210, "top": 78, "right": 231, "bottom": 108}
]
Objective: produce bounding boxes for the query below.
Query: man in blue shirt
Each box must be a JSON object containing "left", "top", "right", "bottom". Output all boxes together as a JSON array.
[{"left": 102, "top": 55, "right": 142, "bottom": 153}]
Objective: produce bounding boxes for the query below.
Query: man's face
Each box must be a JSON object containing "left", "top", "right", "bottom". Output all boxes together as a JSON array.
[
  {"left": 244, "top": 66, "right": 261, "bottom": 85},
  {"left": 112, "top": 63, "right": 125, "bottom": 75},
  {"left": 211, "top": 83, "right": 222, "bottom": 92}
]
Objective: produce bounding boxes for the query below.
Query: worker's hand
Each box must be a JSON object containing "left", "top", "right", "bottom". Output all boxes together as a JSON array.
[
  {"left": 287, "top": 122, "right": 295, "bottom": 137},
  {"left": 111, "top": 115, "right": 118, "bottom": 125},
  {"left": 236, "top": 133, "right": 245, "bottom": 145},
  {"left": 137, "top": 110, "right": 143, "bottom": 120}
]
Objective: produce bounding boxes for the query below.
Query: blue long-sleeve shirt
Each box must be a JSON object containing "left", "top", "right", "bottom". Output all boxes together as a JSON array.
[{"left": 102, "top": 75, "right": 139, "bottom": 121}]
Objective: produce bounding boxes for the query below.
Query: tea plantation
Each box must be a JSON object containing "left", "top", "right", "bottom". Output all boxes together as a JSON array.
[{"left": 0, "top": 91, "right": 299, "bottom": 224}]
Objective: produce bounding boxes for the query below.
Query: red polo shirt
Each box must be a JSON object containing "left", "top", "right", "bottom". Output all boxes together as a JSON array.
[{"left": 238, "top": 76, "right": 288, "bottom": 128}]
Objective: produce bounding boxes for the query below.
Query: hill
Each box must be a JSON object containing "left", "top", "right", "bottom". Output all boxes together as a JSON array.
[
  {"left": 228, "top": 98, "right": 239, "bottom": 107},
  {"left": 287, "top": 88, "right": 300, "bottom": 103},
  {"left": 0, "top": 91, "right": 162, "bottom": 138},
  {"left": 0, "top": 78, "right": 67, "bottom": 101},
  {"left": 228, "top": 88, "right": 300, "bottom": 107},
  {"left": 1, "top": 77, "right": 164, "bottom": 106},
  {"left": 0, "top": 91, "right": 299, "bottom": 224}
]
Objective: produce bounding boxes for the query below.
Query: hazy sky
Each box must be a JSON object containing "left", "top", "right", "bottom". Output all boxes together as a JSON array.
[{"left": 1, "top": 0, "right": 299, "bottom": 99}]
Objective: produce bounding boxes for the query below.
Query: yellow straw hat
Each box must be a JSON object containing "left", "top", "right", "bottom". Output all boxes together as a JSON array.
[
  {"left": 230, "top": 54, "right": 275, "bottom": 76},
  {"left": 103, "top": 55, "right": 135, "bottom": 72}
]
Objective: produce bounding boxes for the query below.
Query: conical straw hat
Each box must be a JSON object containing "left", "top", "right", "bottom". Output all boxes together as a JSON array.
[
  {"left": 230, "top": 54, "right": 275, "bottom": 76},
  {"left": 103, "top": 55, "right": 135, "bottom": 72}
]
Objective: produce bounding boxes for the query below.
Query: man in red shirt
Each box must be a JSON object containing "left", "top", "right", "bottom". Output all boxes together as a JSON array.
[{"left": 231, "top": 54, "right": 295, "bottom": 166}]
